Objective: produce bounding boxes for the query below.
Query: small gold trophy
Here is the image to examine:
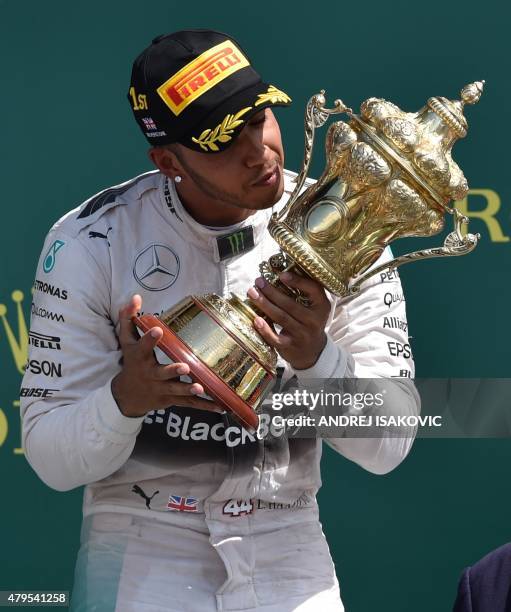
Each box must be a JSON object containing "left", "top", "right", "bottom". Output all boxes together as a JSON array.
[{"left": 135, "top": 82, "right": 483, "bottom": 430}]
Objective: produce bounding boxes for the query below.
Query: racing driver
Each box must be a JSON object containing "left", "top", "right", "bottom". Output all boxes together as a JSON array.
[{"left": 20, "top": 30, "right": 420, "bottom": 612}]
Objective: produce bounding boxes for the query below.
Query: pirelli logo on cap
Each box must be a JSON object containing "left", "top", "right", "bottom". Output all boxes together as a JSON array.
[{"left": 157, "top": 40, "right": 250, "bottom": 116}]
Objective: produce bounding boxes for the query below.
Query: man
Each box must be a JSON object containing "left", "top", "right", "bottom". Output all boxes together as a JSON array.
[
  {"left": 21, "top": 30, "right": 419, "bottom": 611},
  {"left": 453, "top": 543, "right": 511, "bottom": 611}
]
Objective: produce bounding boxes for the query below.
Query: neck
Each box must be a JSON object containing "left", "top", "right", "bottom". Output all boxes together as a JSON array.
[{"left": 174, "top": 181, "right": 254, "bottom": 227}]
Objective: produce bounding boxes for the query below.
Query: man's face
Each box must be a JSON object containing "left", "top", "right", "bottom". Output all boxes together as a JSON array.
[{"left": 172, "top": 108, "right": 285, "bottom": 210}]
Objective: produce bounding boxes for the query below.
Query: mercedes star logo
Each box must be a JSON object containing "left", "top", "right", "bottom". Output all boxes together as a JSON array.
[{"left": 133, "top": 244, "right": 180, "bottom": 291}]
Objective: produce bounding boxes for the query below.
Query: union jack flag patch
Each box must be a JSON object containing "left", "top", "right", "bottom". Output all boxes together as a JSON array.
[
  {"left": 142, "top": 117, "right": 158, "bottom": 131},
  {"left": 167, "top": 495, "right": 199, "bottom": 512}
]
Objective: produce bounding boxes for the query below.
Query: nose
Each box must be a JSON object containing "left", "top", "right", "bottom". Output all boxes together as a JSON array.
[{"left": 242, "top": 131, "right": 272, "bottom": 168}]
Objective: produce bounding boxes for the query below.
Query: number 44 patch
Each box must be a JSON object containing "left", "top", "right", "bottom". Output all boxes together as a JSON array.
[{"left": 223, "top": 499, "right": 254, "bottom": 517}]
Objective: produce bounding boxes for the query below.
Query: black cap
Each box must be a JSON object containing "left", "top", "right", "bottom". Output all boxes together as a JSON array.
[{"left": 128, "top": 29, "right": 292, "bottom": 152}]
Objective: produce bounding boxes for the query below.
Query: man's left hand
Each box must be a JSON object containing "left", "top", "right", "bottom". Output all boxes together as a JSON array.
[{"left": 246, "top": 271, "right": 331, "bottom": 370}]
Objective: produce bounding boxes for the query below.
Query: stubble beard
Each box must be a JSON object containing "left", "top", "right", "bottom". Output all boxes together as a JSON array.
[
  {"left": 180, "top": 160, "right": 246, "bottom": 207},
  {"left": 176, "top": 151, "right": 284, "bottom": 211}
]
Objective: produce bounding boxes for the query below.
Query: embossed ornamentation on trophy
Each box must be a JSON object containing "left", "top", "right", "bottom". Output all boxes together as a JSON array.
[{"left": 135, "top": 82, "right": 484, "bottom": 430}]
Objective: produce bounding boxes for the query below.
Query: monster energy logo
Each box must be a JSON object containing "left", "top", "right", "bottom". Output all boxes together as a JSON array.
[
  {"left": 228, "top": 231, "right": 245, "bottom": 254},
  {"left": 217, "top": 227, "right": 254, "bottom": 261}
]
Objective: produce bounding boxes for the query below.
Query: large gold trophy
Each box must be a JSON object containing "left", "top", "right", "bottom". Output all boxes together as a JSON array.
[{"left": 135, "top": 82, "right": 483, "bottom": 430}]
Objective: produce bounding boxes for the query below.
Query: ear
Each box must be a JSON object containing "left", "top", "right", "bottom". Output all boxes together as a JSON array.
[{"left": 148, "top": 146, "right": 184, "bottom": 179}]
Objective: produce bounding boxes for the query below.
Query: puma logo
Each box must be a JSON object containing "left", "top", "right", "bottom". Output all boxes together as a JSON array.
[
  {"left": 131, "top": 484, "right": 160, "bottom": 509},
  {"left": 88, "top": 227, "right": 112, "bottom": 246}
]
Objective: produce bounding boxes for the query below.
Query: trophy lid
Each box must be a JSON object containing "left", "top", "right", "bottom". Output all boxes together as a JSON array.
[{"left": 356, "top": 81, "right": 485, "bottom": 204}]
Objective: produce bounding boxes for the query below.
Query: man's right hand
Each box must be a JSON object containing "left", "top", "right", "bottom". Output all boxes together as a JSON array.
[{"left": 111, "top": 294, "right": 223, "bottom": 417}]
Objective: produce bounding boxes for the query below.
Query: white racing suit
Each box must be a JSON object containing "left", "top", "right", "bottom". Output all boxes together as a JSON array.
[{"left": 20, "top": 170, "right": 419, "bottom": 611}]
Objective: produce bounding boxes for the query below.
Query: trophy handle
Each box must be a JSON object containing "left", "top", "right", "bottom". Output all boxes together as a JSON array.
[
  {"left": 275, "top": 91, "right": 349, "bottom": 222},
  {"left": 348, "top": 208, "right": 480, "bottom": 294}
]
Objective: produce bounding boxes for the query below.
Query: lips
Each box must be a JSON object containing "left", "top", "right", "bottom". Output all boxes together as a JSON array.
[{"left": 252, "top": 165, "right": 279, "bottom": 187}]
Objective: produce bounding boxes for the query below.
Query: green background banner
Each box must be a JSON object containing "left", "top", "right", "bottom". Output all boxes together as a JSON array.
[{"left": 1, "top": 1, "right": 509, "bottom": 610}]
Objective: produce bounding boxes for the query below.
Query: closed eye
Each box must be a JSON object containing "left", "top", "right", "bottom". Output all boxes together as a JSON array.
[{"left": 248, "top": 111, "right": 267, "bottom": 127}]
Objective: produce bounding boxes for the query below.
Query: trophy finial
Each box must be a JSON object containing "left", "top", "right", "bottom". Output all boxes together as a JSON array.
[
  {"left": 461, "top": 80, "right": 485, "bottom": 106},
  {"left": 425, "top": 81, "right": 485, "bottom": 140}
]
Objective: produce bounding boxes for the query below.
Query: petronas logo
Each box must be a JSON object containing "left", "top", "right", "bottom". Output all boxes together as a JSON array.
[{"left": 0, "top": 290, "right": 28, "bottom": 375}]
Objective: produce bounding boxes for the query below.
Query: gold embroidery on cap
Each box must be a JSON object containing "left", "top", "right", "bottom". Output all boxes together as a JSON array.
[
  {"left": 255, "top": 85, "right": 292, "bottom": 107},
  {"left": 192, "top": 107, "right": 253, "bottom": 152}
]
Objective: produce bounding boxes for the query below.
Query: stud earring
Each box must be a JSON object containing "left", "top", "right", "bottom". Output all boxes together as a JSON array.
[{"left": 174, "top": 175, "right": 182, "bottom": 183}]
